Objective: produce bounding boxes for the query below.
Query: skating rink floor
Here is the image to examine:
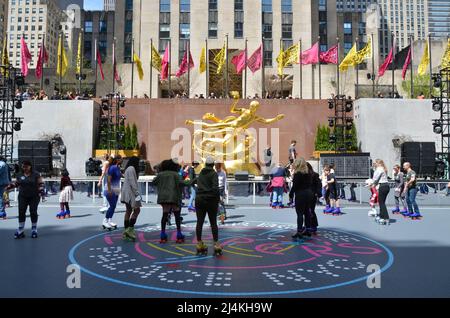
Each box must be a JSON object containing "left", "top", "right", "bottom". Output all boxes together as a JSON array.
[{"left": 1, "top": 197, "right": 449, "bottom": 298}]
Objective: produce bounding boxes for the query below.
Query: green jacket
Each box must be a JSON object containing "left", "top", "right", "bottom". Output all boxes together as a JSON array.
[
  {"left": 192, "top": 166, "right": 220, "bottom": 201},
  {"left": 152, "top": 170, "right": 185, "bottom": 205}
]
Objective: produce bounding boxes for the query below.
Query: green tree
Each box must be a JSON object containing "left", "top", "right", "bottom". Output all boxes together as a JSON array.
[
  {"left": 124, "top": 124, "right": 132, "bottom": 150},
  {"left": 401, "top": 74, "right": 438, "bottom": 99},
  {"left": 131, "top": 123, "right": 139, "bottom": 150}
]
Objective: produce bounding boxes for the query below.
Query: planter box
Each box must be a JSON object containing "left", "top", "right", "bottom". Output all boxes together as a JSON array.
[
  {"left": 94, "top": 149, "right": 140, "bottom": 158},
  {"left": 312, "top": 150, "right": 357, "bottom": 159}
]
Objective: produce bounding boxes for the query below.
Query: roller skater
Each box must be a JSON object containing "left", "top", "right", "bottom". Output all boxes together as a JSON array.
[
  {"left": 196, "top": 241, "right": 208, "bottom": 255},
  {"left": 103, "top": 155, "right": 122, "bottom": 231},
  {"left": 98, "top": 154, "right": 111, "bottom": 214},
  {"left": 187, "top": 161, "right": 200, "bottom": 212},
  {"left": 368, "top": 159, "right": 390, "bottom": 225},
  {"left": 214, "top": 242, "right": 223, "bottom": 256},
  {"left": 57, "top": 169, "right": 74, "bottom": 220},
  {"left": 366, "top": 178, "right": 379, "bottom": 217},
  {"left": 269, "top": 163, "right": 287, "bottom": 208},
  {"left": 6, "top": 160, "right": 45, "bottom": 239},
  {"left": 190, "top": 157, "right": 221, "bottom": 257},
  {"left": 403, "top": 162, "right": 422, "bottom": 220},
  {"left": 216, "top": 163, "right": 228, "bottom": 225},
  {"left": 121, "top": 157, "right": 142, "bottom": 243},
  {"left": 392, "top": 165, "right": 407, "bottom": 214},
  {"left": 324, "top": 165, "right": 342, "bottom": 215},
  {"left": 176, "top": 231, "right": 185, "bottom": 244},
  {"left": 152, "top": 159, "right": 187, "bottom": 245},
  {"left": 0, "top": 156, "right": 11, "bottom": 220}
]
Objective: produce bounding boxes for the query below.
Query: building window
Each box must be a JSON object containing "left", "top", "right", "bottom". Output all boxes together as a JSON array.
[
  {"left": 208, "top": 0, "right": 218, "bottom": 38},
  {"left": 281, "top": 0, "right": 292, "bottom": 13},
  {"left": 160, "top": 0, "right": 170, "bottom": 12},
  {"left": 262, "top": 0, "right": 272, "bottom": 13},
  {"left": 85, "top": 21, "right": 93, "bottom": 33},
  {"left": 235, "top": 1, "right": 244, "bottom": 38}
]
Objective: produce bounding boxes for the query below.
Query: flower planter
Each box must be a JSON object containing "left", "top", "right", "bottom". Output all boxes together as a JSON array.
[{"left": 94, "top": 149, "right": 140, "bottom": 158}]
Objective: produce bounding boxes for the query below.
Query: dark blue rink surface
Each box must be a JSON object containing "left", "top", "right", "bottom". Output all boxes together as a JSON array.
[{"left": 1, "top": 203, "right": 449, "bottom": 298}]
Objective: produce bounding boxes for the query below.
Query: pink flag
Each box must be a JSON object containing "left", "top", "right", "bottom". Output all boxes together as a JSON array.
[
  {"left": 161, "top": 45, "right": 170, "bottom": 81},
  {"left": 320, "top": 44, "right": 338, "bottom": 64},
  {"left": 21, "top": 37, "right": 32, "bottom": 77},
  {"left": 402, "top": 46, "right": 412, "bottom": 80},
  {"left": 231, "top": 50, "right": 247, "bottom": 75},
  {"left": 301, "top": 42, "right": 319, "bottom": 65},
  {"left": 175, "top": 50, "right": 194, "bottom": 77},
  {"left": 35, "top": 40, "right": 48, "bottom": 79},
  {"left": 378, "top": 47, "right": 394, "bottom": 77},
  {"left": 247, "top": 45, "right": 262, "bottom": 73}
]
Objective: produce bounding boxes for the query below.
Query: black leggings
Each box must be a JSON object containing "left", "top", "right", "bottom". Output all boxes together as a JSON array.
[
  {"left": 196, "top": 197, "right": 219, "bottom": 242},
  {"left": 60, "top": 202, "right": 70, "bottom": 211},
  {"left": 309, "top": 196, "right": 319, "bottom": 228},
  {"left": 378, "top": 184, "right": 390, "bottom": 220},
  {"left": 161, "top": 210, "right": 182, "bottom": 232},
  {"left": 294, "top": 190, "right": 313, "bottom": 232},
  {"left": 18, "top": 195, "right": 40, "bottom": 224}
]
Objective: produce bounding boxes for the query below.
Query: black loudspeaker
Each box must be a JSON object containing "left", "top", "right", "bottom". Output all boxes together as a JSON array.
[
  {"left": 85, "top": 159, "right": 102, "bottom": 176},
  {"left": 320, "top": 153, "right": 371, "bottom": 179},
  {"left": 401, "top": 142, "right": 436, "bottom": 177},
  {"left": 18, "top": 141, "right": 52, "bottom": 174},
  {"left": 234, "top": 171, "right": 249, "bottom": 181}
]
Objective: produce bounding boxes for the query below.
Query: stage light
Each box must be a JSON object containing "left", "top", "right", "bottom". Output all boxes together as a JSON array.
[
  {"left": 119, "top": 98, "right": 126, "bottom": 108},
  {"left": 433, "top": 121, "right": 443, "bottom": 134},
  {"left": 433, "top": 75, "right": 442, "bottom": 88},
  {"left": 432, "top": 98, "right": 442, "bottom": 112},
  {"left": 13, "top": 122, "right": 21, "bottom": 131},
  {"left": 328, "top": 118, "right": 334, "bottom": 127},
  {"left": 328, "top": 99, "right": 334, "bottom": 109},
  {"left": 15, "top": 75, "right": 25, "bottom": 86},
  {"left": 15, "top": 100, "right": 22, "bottom": 109},
  {"left": 345, "top": 100, "right": 353, "bottom": 112}
]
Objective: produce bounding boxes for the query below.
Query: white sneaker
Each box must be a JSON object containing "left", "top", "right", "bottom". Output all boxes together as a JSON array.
[
  {"left": 102, "top": 218, "right": 112, "bottom": 229},
  {"left": 368, "top": 208, "right": 377, "bottom": 217},
  {"left": 108, "top": 219, "right": 117, "bottom": 228},
  {"left": 374, "top": 216, "right": 381, "bottom": 223},
  {"left": 99, "top": 207, "right": 108, "bottom": 213}
]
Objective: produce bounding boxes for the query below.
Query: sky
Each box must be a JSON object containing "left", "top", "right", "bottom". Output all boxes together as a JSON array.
[{"left": 84, "top": 0, "right": 103, "bottom": 10}]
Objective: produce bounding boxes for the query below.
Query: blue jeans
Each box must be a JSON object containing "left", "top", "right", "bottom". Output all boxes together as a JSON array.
[
  {"left": 0, "top": 185, "right": 5, "bottom": 213},
  {"left": 272, "top": 187, "right": 284, "bottom": 204},
  {"left": 105, "top": 191, "right": 119, "bottom": 219},
  {"left": 188, "top": 186, "right": 196, "bottom": 207},
  {"left": 406, "top": 187, "right": 420, "bottom": 214}
]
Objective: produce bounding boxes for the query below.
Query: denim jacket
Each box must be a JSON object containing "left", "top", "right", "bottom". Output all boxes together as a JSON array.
[{"left": 0, "top": 161, "right": 10, "bottom": 186}]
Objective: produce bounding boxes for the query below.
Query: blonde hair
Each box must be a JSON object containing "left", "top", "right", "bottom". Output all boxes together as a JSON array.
[
  {"left": 375, "top": 159, "right": 387, "bottom": 173},
  {"left": 293, "top": 158, "right": 309, "bottom": 174}
]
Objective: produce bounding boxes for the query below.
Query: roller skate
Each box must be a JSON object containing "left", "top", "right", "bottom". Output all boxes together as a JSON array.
[
  {"left": 102, "top": 218, "right": 113, "bottom": 231},
  {"left": 410, "top": 212, "right": 422, "bottom": 220},
  {"left": 301, "top": 229, "right": 313, "bottom": 239},
  {"left": 196, "top": 241, "right": 208, "bottom": 256},
  {"left": 64, "top": 210, "right": 71, "bottom": 219},
  {"left": 213, "top": 242, "right": 223, "bottom": 256},
  {"left": 368, "top": 208, "right": 378, "bottom": 217},
  {"left": 14, "top": 230, "right": 25, "bottom": 239},
  {"left": 308, "top": 227, "right": 318, "bottom": 236},
  {"left": 160, "top": 232, "right": 168, "bottom": 244},
  {"left": 377, "top": 218, "right": 390, "bottom": 225},
  {"left": 291, "top": 232, "right": 304, "bottom": 241},
  {"left": 56, "top": 210, "right": 66, "bottom": 219},
  {"left": 401, "top": 210, "right": 410, "bottom": 218},
  {"left": 323, "top": 205, "right": 333, "bottom": 214},
  {"left": 0, "top": 211, "right": 7, "bottom": 219},
  {"left": 219, "top": 214, "right": 226, "bottom": 225},
  {"left": 31, "top": 229, "right": 38, "bottom": 238},
  {"left": 108, "top": 219, "right": 118, "bottom": 230},
  {"left": 122, "top": 228, "right": 136, "bottom": 242},
  {"left": 400, "top": 208, "right": 408, "bottom": 215},
  {"left": 176, "top": 232, "right": 185, "bottom": 244},
  {"left": 391, "top": 207, "right": 400, "bottom": 214},
  {"left": 271, "top": 202, "right": 278, "bottom": 209},
  {"left": 277, "top": 203, "right": 285, "bottom": 209},
  {"left": 332, "top": 207, "right": 343, "bottom": 216}
]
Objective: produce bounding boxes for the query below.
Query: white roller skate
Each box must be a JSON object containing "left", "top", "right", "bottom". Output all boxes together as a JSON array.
[
  {"left": 368, "top": 208, "right": 378, "bottom": 217},
  {"left": 102, "top": 218, "right": 113, "bottom": 231},
  {"left": 108, "top": 219, "right": 118, "bottom": 230}
]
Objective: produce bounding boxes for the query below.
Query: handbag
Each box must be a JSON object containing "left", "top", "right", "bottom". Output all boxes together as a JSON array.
[{"left": 135, "top": 194, "right": 142, "bottom": 202}]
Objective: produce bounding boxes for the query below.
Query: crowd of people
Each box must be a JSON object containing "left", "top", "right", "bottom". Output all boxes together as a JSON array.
[{"left": 15, "top": 88, "right": 94, "bottom": 101}]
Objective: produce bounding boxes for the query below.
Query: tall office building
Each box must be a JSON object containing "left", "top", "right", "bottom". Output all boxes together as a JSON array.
[
  {"left": 119, "top": 0, "right": 315, "bottom": 98},
  {"left": 104, "top": 0, "right": 115, "bottom": 12},
  {"left": 7, "top": 0, "right": 63, "bottom": 68},
  {"left": 0, "top": 0, "right": 8, "bottom": 50},
  {"left": 426, "top": 0, "right": 450, "bottom": 39}
]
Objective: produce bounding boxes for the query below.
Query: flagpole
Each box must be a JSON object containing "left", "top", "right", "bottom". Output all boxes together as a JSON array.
[
  {"left": 355, "top": 38, "right": 359, "bottom": 99},
  {"left": 169, "top": 39, "right": 172, "bottom": 97},
  {"left": 131, "top": 38, "right": 135, "bottom": 98},
  {"left": 318, "top": 36, "right": 321, "bottom": 99},
  {"left": 410, "top": 34, "right": 414, "bottom": 98},
  {"left": 337, "top": 37, "right": 340, "bottom": 97},
  {"left": 262, "top": 37, "right": 265, "bottom": 98},
  {"left": 391, "top": 33, "right": 395, "bottom": 96},
  {"left": 300, "top": 39, "right": 302, "bottom": 99},
  {"left": 78, "top": 29, "right": 84, "bottom": 95},
  {"left": 206, "top": 38, "right": 209, "bottom": 97},
  {"left": 244, "top": 38, "right": 248, "bottom": 99},
  {"left": 428, "top": 33, "right": 432, "bottom": 94},
  {"left": 40, "top": 34, "right": 45, "bottom": 91},
  {"left": 94, "top": 38, "right": 98, "bottom": 97},
  {"left": 187, "top": 39, "right": 191, "bottom": 98},
  {"left": 149, "top": 38, "right": 153, "bottom": 98},
  {"left": 112, "top": 38, "right": 116, "bottom": 93},
  {"left": 371, "top": 33, "right": 375, "bottom": 98},
  {"left": 59, "top": 33, "right": 63, "bottom": 95},
  {"left": 225, "top": 34, "right": 229, "bottom": 98}
]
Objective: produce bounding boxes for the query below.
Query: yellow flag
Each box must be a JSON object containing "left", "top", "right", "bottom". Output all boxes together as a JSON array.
[
  {"left": 133, "top": 52, "right": 144, "bottom": 80},
  {"left": 441, "top": 39, "right": 450, "bottom": 70},
  {"left": 151, "top": 44, "right": 162, "bottom": 72},
  {"left": 354, "top": 38, "right": 371, "bottom": 64},
  {"left": 339, "top": 44, "right": 358, "bottom": 72},
  {"left": 418, "top": 40, "right": 429, "bottom": 76},
  {"left": 76, "top": 32, "right": 82, "bottom": 75},
  {"left": 276, "top": 46, "right": 285, "bottom": 76},
  {"left": 284, "top": 43, "right": 300, "bottom": 66},
  {"left": 57, "top": 35, "right": 68, "bottom": 77},
  {"left": 199, "top": 47, "right": 206, "bottom": 74},
  {"left": 214, "top": 43, "right": 226, "bottom": 74}
]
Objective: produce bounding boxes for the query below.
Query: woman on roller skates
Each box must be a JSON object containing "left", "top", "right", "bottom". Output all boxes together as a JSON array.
[
  {"left": 57, "top": 169, "right": 74, "bottom": 219},
  {"left": 289, "top": 158, "right": 313, "bottom": 239},
  {"left": 269, "top": 163, "right": 287, "bottom": 208},
  {"left": 403, "top": 162, "right": 422, "bottom": 220},
  {"left": 103, "top": 155, "right": 123, "bottom": 231},
  {"left": 121, "top": 157, "right": 142, "bottom": 242},
  {"left": 6, "top": 161, "right": 45, "bottom": 239},
  {"left": 190, "top": 157, "right": 222, "bottom": 256},
  {"left": 392, "top": 164, "right": 407, "bottom": 215},
  {"left": 324, "top": 166, "right": 342, "bottom": 215},
  {"left": 368, "top": 159, "right": 390, "bottom": 225},
  {"left": 0, "top": 156, "right": 10, "bottom": 219},
  {"left": 307, "top": 163, "right": 321, "bottom": 235},
  {"left": 98, "top": 154, "right": 110, "bottom": 214},
  {"left": 152, "top": 159, "right": 186, "bottom": 244}
]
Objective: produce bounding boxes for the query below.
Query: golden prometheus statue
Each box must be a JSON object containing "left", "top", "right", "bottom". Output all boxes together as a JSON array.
[{"left": 185, "top": 92, "right": 285, "bottom": 175}]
